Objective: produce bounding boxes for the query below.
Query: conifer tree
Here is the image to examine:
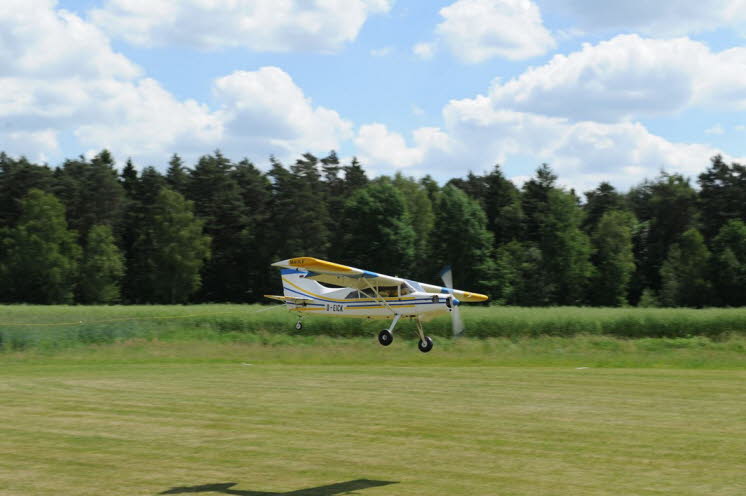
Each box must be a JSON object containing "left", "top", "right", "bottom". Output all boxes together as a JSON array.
[
  {"left": 628, "top": 172, "right": 698, "bottom": 296},
  {"left": 232, "top": 158, "right": 273, "bottom": 300},
  {"left": 710, "top": 220, "right": 746, "bottom": 306},
  {"left": 53, "top": 150, "right": 126, "bottom": 241},
  {"left": 121, "top": 166, "right": 166, "bottom": 302},
  {"left": 268, "top": 156, "right": 331, "bottom": 259},
  {"left": 589, "top": 210, "right": 636, "bottom": 306},
  {"left": 583, "top": 182, "right": 627, "bottom": 234},
  {"left": 166, "top": 153, "right": 190, "bottom": 195},
  {"left": 188, "top": 151, "right": 251, "bottom": 301},
  {"left": 698, "top": 156, "right": 746, "bottom": 240},
  {"left": 0, "top": 153, "right": 55, "bottom": 228}
]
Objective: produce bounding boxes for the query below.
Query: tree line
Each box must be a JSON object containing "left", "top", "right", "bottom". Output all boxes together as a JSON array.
[{"left": 1, "top": 149, "right": 745, "bottom": 307}]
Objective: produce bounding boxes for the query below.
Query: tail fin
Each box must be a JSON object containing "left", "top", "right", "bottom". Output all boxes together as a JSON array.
[{"left": 277, "top": 268, "right": 325, "bottom": 299}]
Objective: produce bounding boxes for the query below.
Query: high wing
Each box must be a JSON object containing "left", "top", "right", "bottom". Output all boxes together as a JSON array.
[
  {"left": 418, "top": 283, "right": 488, "bottom": 303},
  {"left": 271, "top": 257, "right": 488, "bottom": 302},
  {"left": 271, "top": 257, "right": 403, "bottom": 290}
]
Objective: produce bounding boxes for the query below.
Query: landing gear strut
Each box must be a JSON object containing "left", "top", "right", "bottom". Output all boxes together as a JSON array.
[
  {"left": 378, "top": 314, "right": 401, "bottom": 346},
  {"left": 377, "top": 315, "right": 434, "bottom": 353},
  {"left": 418, "top": 336, "right": 433, "bottom": 353},
  {"left": 415, "top": 318, "right": 433, "bottom": 353}
]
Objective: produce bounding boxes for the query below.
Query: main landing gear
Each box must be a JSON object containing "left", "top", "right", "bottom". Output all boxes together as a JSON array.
[
  {"left": 378, "top": 329, "right": 393, "bottom": 346},
  {"left": 377, "top": 314, "right": 433, "bottom": 353}
]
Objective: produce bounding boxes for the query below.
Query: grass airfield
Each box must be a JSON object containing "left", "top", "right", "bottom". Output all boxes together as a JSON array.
[{"left": 2, "top": 336, "right": 746, "bottom": 496}]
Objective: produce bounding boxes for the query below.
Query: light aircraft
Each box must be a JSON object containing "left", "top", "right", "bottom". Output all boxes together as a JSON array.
[{"left": 265, "top": 257, "right": 488, "bottom": 352}]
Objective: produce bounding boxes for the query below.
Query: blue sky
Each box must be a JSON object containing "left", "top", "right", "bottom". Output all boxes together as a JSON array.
[{"left": 3, "top": 0, "right": 746, "bottom": 191}]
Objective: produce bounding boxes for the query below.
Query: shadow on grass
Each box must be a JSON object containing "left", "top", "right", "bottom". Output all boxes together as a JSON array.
[{"left": 160, "top": 479, "right": 398, "bottom": 495}]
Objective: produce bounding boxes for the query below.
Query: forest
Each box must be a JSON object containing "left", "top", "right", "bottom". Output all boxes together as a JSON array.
[{"left": 1, "top": 149, "right": 745, "bottom": 307}]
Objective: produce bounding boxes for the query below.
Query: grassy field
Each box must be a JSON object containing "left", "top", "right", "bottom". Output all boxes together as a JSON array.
[
  {"left": 2, "top": 306, "right": 746, "bottom": 495},
  {"left": 1, "top": 341, "right": 745, "bottom": 496},
  {"left": 4, "top": 304, "right": 746, "bottom": 353}
]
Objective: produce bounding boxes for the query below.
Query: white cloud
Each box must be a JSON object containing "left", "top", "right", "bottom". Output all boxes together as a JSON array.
[
  {"left": 435, "top": 0, "right": 556, "bottom": 62},
  {"left": 547, "top": 0, "right": 746, "bottom": 36},
  {"left": 213, "top": 68, "right": 353, "bottom": 159},
  {"left": 0, "top": 129, "right": 59, "bottom": 162},
  {"left": 0, "top": 0, "right": 140, "bottom": 80},
  {"left": 413, "top": 42, "right": 436, "bottom": 60},
  {"left": 349, "top": 81, "right": 742, "bottom": 191},
  {"left": 354, "top": 124, "right": 452, "bottom": 171},
  {"left": 485, "top": 35, "right": 746, "bottom": 122},
  {"left": 0, "top": 1, "right": 354, "bottom": 167},
  {"left": 356, "top": 124, "right": 424, "bottom": 168},
  {"left": 439, "top": 99, "right": 733, "bottom": 191},
  {"left": 705, "top": 124, "right": 725, "bottom": 135},
  {"left": 90, "top": 0, "right": 392, "bottom": 52},
  {"left": 370, "top": 46, "right": 394, "bottom": 57}
]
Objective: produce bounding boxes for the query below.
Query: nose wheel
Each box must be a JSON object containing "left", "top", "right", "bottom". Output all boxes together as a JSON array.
[
  {"left": 295, "top": 320, "right": 303, "bottom": 330},
  {"left": 378, "top": 329, "right": 393, "bottom": 346}
]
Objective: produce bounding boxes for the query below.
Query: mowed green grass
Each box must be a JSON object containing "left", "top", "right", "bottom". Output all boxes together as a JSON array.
[{"left": 2, "top": 341, "right": 746, "bottom": 496}]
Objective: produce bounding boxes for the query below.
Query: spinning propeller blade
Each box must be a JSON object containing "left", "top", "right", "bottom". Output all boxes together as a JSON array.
[{"left": 440, "top": 266, "right": 465, "bottom": 337}]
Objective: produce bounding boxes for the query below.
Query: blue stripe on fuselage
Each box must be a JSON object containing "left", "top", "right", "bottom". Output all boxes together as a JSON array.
[{"left": 283, "top": 286, "right": 442, "bottom": 306}]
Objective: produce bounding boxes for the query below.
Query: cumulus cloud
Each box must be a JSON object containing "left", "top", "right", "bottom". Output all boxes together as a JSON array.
[
  {"left": 213, "top": 68, "right": 353, "bottom": 159},
  {"left": 485, "top": 35, "right": 746, "bottom": 122},
  {"left": 0, "top": 0, "right": 139, "bottom": 80},
  {"left": 354, "top": 124, "right": 452, "bottom": 173},
  {"left": 0, "top": 1, "right": 354, "bottom": 166},
  {"left": 0, "top": 0, "right": 221, "bottom": 164},
  {"left": 546, "top": 0, "right": 746, "bottom": 36},
  {"left": 90, "top": 0, "right": 392, "bottom": 52},
  {"left": 434, "top": 0, "right": 556, "bottom": 62},
  {"left": 439, "top": 99, "right": 732, "bottom": 191}
]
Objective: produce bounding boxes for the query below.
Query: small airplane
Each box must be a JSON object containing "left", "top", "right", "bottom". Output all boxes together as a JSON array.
[{"left": 265, "top": 257, "right": 488, "bottom": 352}]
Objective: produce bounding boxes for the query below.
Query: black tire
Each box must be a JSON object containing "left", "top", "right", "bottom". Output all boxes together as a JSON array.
[
  {"left": 418, "top": 336, "right": 433, "bottom": 353},
  {"left": 378, "top": 329, "right": 393, "bottom": 346},
  {"left": 295, "top": 321, "right": 303, "bottom": 330}
]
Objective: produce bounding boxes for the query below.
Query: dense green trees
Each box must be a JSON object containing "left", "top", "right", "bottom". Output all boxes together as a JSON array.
[
  {"left": 2, "top": 149, "right": 746, "bottom": 307},
  {"left": 659, "top": 229, "right": 711, "bottom": 307},
  {"left": 589, "top": 210, "right": 636, "bottom": 306},
  {"left": 429, "top": 186, "right": 494, "bottom": 295},
  {"left": 710, "top": 220, "right": 746, "bottom": 306},
  {"left": 79, "top": 225, "right": 125, "bottom": 304},
  {"left": 0, "top": 189, "right": 81, "bottom": 303},
  {"left": 141, "top": 188, "right": 211, "bottom": 303},
  {"left": 340, "top": 181, "right": 415, "bottom": 276}
]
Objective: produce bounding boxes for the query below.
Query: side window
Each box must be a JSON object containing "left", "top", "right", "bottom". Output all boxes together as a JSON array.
[
  {"left": 345, "top": 290, "right": 360, "bottom": 299},
  {"left": 400, "top": 283, "right": 412, "bottom": 295}
]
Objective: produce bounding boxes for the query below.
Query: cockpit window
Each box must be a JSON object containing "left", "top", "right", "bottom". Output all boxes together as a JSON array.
[
  {"left": 345, "top": 290, "right": 360, "bottom": 299},
  {"left": 400, "top": 283, "right": 414, "bottom": 295}
]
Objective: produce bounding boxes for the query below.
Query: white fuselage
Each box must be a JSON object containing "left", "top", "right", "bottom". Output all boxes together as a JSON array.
[{"left": 281, "top": 272, "right": 452, "bottom": 322}]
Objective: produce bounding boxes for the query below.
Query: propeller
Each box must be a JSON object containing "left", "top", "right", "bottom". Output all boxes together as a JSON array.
[{"left": 440, "top": 266, "right": 464, "bottom": 337}]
